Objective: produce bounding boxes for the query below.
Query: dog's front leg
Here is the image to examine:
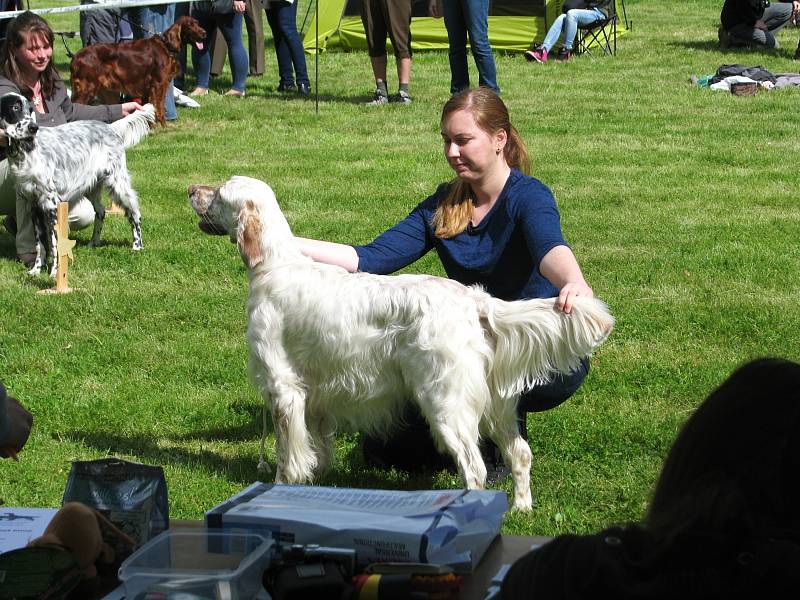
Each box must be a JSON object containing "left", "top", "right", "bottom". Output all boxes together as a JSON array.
[
  {"left": 270, "top": 380, "right": 318, "bottom": 484},
  {"left": 419, "top": 399, "right": 487, "bottom": 490},
  {"left": 42, "top": 196, "right": 62, "bottom": 278},
  {"left": 26, "top": 201, "right": 49, "bottom": 276}
]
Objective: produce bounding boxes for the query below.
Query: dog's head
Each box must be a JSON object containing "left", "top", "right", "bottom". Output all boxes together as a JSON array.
[
  {"left": 0, "top": 92, "right": 38, "bottom": 141},
  {"left": 188, "top": 176, "right": 293, "bottom": 270},
  {"left": 165, "top": 16, "right": 205, "bottom": 53}
]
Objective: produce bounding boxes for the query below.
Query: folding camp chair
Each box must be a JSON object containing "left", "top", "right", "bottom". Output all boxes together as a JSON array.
[{"left": 575, "top": 3, "right": 617, "bottom": 57}]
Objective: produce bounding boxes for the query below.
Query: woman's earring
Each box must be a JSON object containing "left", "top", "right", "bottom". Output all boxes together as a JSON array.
[{"left": 496, "top": 148, "right": 502, "bottom": 155}]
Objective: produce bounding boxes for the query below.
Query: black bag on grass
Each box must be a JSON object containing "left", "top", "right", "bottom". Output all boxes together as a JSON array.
[{"left": 62, "top": 458, "right": 169, "bottom": 548}]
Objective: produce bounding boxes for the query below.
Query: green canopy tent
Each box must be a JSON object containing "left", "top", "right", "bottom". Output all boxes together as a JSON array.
[{"left": 302, "top": 0, "right": 628, "bottom": 54}]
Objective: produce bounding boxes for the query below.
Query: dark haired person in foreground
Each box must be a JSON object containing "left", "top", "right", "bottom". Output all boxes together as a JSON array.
[
  {"left": 501, "top": 357, "right": 800, "bottom": 598},
  {"left": 0, "top": 382, "right": 32, "bottom": 459}
]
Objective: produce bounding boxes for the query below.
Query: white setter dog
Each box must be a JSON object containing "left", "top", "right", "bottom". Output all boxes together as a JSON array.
[
  {"left": 188, "top": 176, "right": 614, "bottom": 510},
  {"left": 0, "top": 92, "right": 155, "bottom": 276}
]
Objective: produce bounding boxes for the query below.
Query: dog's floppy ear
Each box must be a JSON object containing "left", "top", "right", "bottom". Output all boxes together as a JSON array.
[
  {"left": 237, "top": 200, "right": 263, "bottom": 270},
  {"left": 162, "top": 24, "right": 182, "bottom": 52}
]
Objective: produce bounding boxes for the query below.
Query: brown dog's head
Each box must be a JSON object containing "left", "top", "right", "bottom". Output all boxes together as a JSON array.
[{"left": 163, "top": 16, "right": 205, "bottom": 53}]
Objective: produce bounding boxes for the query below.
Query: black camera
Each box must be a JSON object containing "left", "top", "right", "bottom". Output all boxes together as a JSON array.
[{"left": 263, "top": 543, "right": 356, "bottom": 600}]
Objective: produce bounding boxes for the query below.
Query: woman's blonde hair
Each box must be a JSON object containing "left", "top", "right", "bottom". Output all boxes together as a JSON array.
[{"left": 432, "top": 87, "right": 530, "bottom": 239}]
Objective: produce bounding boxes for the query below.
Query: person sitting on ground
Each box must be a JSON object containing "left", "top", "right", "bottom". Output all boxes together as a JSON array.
[
  {"left": 719, "top": 0, "right": 800, "bottom": 55},
  {"left": 0, "top": 382, "right": 33, "bottom": 459},
  {"left": 525, "top": 0, "right": 613, "bottom": 63},
  {"left": 0, "top": 11, "right": 143, "bottom": 269},
  {"left": 293, "top": 87, "right": 595, "bottom": 477},
  {"left": 501, "top": 357, "right": 800, "bottom": 599}
]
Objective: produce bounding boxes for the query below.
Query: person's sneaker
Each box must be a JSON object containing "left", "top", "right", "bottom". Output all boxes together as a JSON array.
[
  {"left": 526, "top": 46, "right": 548, "bottom": 63},
  {"left": 366, "top": 88, "right": 389, "bottom": 106},
  {"left": 554, "top": 48, "right": 572, "bottom": 62},
  {"left": 277, "top": 82, "right": 297, "bottom": 93},
  {"left": 3, "top": 215, "right": 16, "bottom": 235},
  {"left": 174, "top": 86, "right": 200, "bottom": 108},
  {"left": 392, "top": 90, "right": 412, "bottom": 104}
]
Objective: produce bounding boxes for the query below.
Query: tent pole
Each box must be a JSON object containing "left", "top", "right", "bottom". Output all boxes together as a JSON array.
[{"left": 315, "top": 0, "right": 319, "bottom": 114}]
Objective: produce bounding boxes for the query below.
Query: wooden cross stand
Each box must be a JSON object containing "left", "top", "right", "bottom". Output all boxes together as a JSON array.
[{"left": 39, "top": 201, "right": 76, "bottom": 294}]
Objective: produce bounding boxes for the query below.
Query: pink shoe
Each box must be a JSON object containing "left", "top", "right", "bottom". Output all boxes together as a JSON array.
[{"left": 525, "top": 47, "right": 548, "bottom": 63}]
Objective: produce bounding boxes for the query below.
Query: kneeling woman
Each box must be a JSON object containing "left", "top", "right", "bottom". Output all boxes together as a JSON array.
[{"left": 294, "top": 87, "right": 598, "bottom": 474}]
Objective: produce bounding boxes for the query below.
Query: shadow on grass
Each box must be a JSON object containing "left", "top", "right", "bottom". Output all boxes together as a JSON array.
[
  {"left": 669, "top": 39, "right": 794, "bottom": 60},
  {"left": 64, "top": 428, "right": 452, "bottom": 492},
  {"left": 62, "top": 430, "right": 262, "bottom": 484}
]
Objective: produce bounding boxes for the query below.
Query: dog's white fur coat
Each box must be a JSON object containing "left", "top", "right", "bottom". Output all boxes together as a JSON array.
[{"left": 189, "top": 176, "right": 614, "bottom": 510}]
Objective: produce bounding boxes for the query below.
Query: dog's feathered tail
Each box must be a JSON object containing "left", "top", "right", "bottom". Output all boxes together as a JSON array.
[
  {"left": 110, "top": 103, "right": 156, "bottom": 148},
  {"left": 482, "top": 296, "right": 614, "bottom": 398}
]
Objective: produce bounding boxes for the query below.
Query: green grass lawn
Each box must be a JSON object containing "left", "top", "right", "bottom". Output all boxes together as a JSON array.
[{"left": 1, "top": 0, "right": 799, "bottom": 536}]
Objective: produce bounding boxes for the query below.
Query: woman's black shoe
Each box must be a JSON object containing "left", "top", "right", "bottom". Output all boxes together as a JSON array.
[
  {"left": 297, "top": 82, "right": 311, "bottom": 96},
  {"left": 277, "top": 82, "right": 297, "bottom": 93}
]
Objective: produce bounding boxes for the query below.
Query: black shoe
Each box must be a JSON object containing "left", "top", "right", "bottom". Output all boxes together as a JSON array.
[
  {"left": 554, "top": 48, "right": 572, "bottom": 62},
  {"left": 3, "top": 215, "right": 16, "bottom": 235},
  {"left": 480, "top": 440, "right": 511, "bottom": 485},
  {"left": 277, "top": 82, "right": 297, "bottom": 93},
  {"left": 297, "top": 82, "right": 311, "bottom": 96}
]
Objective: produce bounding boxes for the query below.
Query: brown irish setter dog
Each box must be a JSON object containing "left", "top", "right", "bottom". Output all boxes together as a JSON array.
[{"left": 70, "top": 16, "right": 206, "bottom": 125}]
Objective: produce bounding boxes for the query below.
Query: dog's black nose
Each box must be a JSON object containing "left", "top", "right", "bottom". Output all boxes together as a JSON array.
[{"left": 28, "top": 122, "right": 38, "bottom": 134}]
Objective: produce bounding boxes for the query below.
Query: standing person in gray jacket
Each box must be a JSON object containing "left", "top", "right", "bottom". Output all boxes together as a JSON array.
[{"left": 0, "top": 12, "right": 142, "bottom": 268}]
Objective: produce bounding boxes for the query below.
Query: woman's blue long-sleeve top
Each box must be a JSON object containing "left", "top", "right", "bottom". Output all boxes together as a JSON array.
[{"left": 353, "top": 169, "right": 568, "bottom": 301}]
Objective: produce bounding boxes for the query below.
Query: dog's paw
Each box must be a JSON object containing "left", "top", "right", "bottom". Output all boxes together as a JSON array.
[
  {"left": 131, "top": 242, "right": 143, "bottom": 251},
  {"left": 27, "top": 266, "right": 41, "bottom": 276},
  {"left": 511, "top": 489, "right": 534, "bottom": 512}
]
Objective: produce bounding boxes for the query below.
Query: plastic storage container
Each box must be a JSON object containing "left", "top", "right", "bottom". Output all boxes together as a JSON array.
[{"left": 118, "top": 529, "right": 273, "bottom": 600}]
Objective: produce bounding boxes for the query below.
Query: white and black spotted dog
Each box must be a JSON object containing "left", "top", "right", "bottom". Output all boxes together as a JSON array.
[
  {"left": 189, "top": 176, "right": 615, "bottom": 511},
  {"left": 0, "top": 92, "right": 155, "bottom": 276}
]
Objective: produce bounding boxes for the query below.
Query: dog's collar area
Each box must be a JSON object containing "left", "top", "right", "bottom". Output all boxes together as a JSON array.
[{"left": 198, "top": 220, "right": 226, "bottom": 235}]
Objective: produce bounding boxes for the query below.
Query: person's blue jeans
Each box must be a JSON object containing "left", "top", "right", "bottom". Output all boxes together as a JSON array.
[
  {"left": 542, "top": 7, "right": 605, "bottom": 52},
  {"left": 265, "top": 0, "right": 310, "bottom": 88},
  {"left": 442, "top": 0, "right": 498, "bottom": 95},
  {"left": 127, "top": 4, "right": 178, "bottom": 120},
  {"left": 192, "top": 12, "right": 248, "bottom": 93}
]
